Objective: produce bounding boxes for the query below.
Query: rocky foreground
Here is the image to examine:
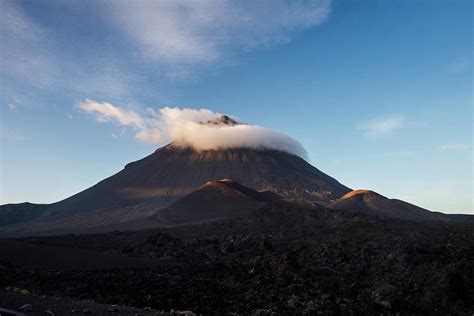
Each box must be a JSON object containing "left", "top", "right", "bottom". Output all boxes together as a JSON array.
[{"left": 1, "top": 201, "right": 473, "bottom": 315}]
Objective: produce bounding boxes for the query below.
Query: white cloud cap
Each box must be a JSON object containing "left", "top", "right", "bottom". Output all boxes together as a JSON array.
[{"left": 77, "top": 100, "right": 308, "bottom": 159}]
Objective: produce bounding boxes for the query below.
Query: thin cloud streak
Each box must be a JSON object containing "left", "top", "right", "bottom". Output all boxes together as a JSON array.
[
  {"left": 447, "top": 57, "right": 471, "bottom": 74},
  {"left": 438, "top": 144, "right": 470, "bottom": 152},
  {"left": 357, "top": 115, "right": 405, "bottom": 137}
]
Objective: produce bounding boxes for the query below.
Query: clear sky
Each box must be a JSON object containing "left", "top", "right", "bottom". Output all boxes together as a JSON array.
[{"left": 1, "top": 0, "right": 472, "bottom": 214}]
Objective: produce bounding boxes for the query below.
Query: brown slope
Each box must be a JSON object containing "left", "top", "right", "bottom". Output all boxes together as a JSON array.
[
  {"left": 328, "top": 190, "right": 458, "bottom": 222},
  {"left": 151, "top": 179, "right": 283, "bottom": 225},
  {"left": 41, "top": 144, "right": 350, "bottom": 218}
]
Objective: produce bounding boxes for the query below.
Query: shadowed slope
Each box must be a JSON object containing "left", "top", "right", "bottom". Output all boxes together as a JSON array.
[{"left": 0, "top": 203, "right": 49, "bottom": 226}]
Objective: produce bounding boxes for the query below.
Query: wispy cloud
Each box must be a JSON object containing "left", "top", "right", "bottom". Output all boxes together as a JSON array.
[
  {"left": 77, "top": 100, "right": 161, "bottom": 144},
  {"left": 382, "top": 151, "right": 415, "bottom": 157},
  {"left": 1, "top": 0, "right": 331, "bottom": 96},
  {"left": 0, "top": 1, "right": 136, "bottom": 99},
  {"left": 77, "top": 100, "right": 148, "bottom": 129},
  {"left": 357, "top": 115, "right": 405, "bottom": 137},
  {"left": 7, "top": 104, "right": 17, "bottom": 112},
  {"left": 447, "top": 57, "right": 471, "bottom": 74},
  {"left": 437, "top": 144, "right": 471, "bottom": 152},
  {"left": 0, "top": 0, "right": 56, "bottom": 88},
  {"left": 104, "top": 0, "right": 331, "bottom": 76},
  {"left": 0, "top": 126, "right": 28, "bottom": 143}
]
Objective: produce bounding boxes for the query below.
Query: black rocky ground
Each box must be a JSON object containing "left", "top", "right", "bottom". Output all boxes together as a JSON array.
[
  {"left": 1, "top": 201, "right": 473, "bottom": 315},
  {"left": 0, "top": 288, "right": 167, "bottom": 316}
]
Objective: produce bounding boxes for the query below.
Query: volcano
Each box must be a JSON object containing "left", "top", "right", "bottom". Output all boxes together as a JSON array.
[
  {"left": 0, "top": 143, "right": 351, "bottom": 235},
  {"left": 42, "top": 144, "right": 350, "bottom": 217}
]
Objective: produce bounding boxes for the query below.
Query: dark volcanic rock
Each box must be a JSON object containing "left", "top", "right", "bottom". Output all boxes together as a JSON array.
[
  {"left": 1, "top": 203, "right": 473, "bottom": 315},
  {"left": 0, "top": 289, "right": 160, "bottom": 315}
]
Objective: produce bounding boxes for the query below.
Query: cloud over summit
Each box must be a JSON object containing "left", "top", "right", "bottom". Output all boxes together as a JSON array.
[{"left": 77, "top": 100, "right": 307, "bottom": 159}]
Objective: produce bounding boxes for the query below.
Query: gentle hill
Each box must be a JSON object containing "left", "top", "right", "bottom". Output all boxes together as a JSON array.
[
  {"left": 152, "top": 179, "right": 282, "bottom": 225},
  {"left": 328, "top": 189, "right": 471, "bottom": 222}
]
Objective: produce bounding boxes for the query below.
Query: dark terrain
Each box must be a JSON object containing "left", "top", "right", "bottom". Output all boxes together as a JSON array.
[
  {"left": 0, "top": 203, "right": 49, "bottom": 226},
  {"left": 1, "top": 200, "right": 473, "bottom": 315},
  {"left": 1, "top": 143, "right": 473, "bottom": 315},
  {"left": 0, "top": 145, "right": 351, "bottom": 237}
]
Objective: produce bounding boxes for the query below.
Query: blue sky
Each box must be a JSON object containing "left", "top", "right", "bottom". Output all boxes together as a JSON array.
[{"left": 1, "top": 0, "right": 472, "bottom": 213}]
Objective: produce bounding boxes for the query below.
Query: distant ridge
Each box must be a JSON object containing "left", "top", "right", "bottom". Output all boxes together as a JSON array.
[
  {"left": 328, "top": 189, "right": 468, "bottom": 222},
  {"left": 0, "top": 202, "right": 49, "bottom": 226}
]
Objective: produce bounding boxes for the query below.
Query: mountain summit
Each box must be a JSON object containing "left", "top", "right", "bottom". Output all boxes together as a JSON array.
[{"left": 204, "top": 115, "right": 239, "bottom": 126}]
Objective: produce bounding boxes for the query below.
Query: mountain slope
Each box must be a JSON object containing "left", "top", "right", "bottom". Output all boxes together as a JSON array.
[
  {"left": 328, "top": 189, "right": 466, "bottom": 222},
  {"left": 39, "top": 144, "right": 350, "bottom": 218},
  {"left": 0, "top": 180, "right": 282, "bottom": 237}
]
